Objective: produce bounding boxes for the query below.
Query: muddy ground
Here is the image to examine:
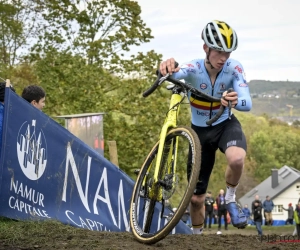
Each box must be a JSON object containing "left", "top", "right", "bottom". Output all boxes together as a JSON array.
[{"left": 0, "top": 219, "right": 298, "bottom": 250}]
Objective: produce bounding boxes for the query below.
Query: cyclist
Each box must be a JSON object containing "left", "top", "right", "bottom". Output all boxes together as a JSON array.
[{"left": 160, "top": 20, "right": 252, "bottom": 234}]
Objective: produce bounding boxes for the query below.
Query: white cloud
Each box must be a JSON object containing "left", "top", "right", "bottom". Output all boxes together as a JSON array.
[{"left": 134, "top": 0, "right": 300, "bottom": 81}]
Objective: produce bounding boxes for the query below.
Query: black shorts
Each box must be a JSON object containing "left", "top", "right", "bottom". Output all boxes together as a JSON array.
[{"left": 187, "top": 114, "right": 247, "bottom": 195}]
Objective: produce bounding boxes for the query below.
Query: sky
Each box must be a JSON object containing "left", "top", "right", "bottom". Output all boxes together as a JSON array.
[{"left": 134, "top": 0, "right": 300, "bottom": 81}]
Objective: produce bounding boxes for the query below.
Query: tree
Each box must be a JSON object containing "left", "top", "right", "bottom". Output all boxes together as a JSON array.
[
  {"left": 31, "top": 48, "right": 170, "bottom": 176},
  {"left": 15, "top": 0, "right": 163, "bottom": 175},
  {"left": 0, "top": 0, "right": 42, "bottom": 67},
  {"left": 33, "top": 49, "right": 116, "bottom": 116},
  {"left": 31, "top": 0, "right": 157, "bottom": 75}
]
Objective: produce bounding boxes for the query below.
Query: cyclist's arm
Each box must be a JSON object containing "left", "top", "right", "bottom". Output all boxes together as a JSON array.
[
  {"left": 169, "top": 63, "right": 199, "bottom": 87},
  {"left": 231, "top": 63, "right": 252, "bottom": 111}
]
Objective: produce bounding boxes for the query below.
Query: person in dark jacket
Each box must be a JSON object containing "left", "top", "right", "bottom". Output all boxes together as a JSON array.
[
  {"left": 283, "top": 203, "right": 294, "bottom": 225},
  {"left": 251, "top": 195, "right": 262, "bottom": 215},
  {"left": 204, "top": 191, "right": 215, "bottom": 229},
  {"left": 262, "top": 195, "right": 274, "bottom": 226},
  {"left": 253, "top": 201, "right": 263, "bottom": 236},
  {"left": 216, "top": 189, "right": 228, "bottom": 233},
  {"left": 0, "top": 82, "right": 16, "bottom": 154}
]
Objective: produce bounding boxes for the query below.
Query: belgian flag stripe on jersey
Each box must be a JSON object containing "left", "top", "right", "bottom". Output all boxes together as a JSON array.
[{"left": 189, "top": 93, "right": 221, "bottom": 110}]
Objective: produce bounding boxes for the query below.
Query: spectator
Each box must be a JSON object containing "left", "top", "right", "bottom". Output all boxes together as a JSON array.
[
  {"left": 216, "top": 189, "right": 228, "bottom": 234},
  {"left": 21, "top": 85, "right": 46, "bottom": 111},
  {"left": 213, "top": 203, "right": 218, "bottom": 225},
  {"left": 253, "top": 201, "right": 263, "bottom": 236},
  {"left": 251, "top": 195, "right": 262, "bottom": 215},
  {"left": 262, "top": 195, "right": 274, "bottom": 226},
  {"left": 283, "top": 203, "right": 294, "bottom": 225},
  {"left": 294, "top": 202, "right": 300, "bottom": 237},
  {"left": 204, "top": 191, "right": 215, "bottom": 230},
  {"left": 293, "top": 204, "right": 298, "bottom": 236},
  {"left": 0, "top": 82, "right": 16, "bottom": 152},
  {"left": 242, "top": 204, "right": 252, "bottom": 225}
]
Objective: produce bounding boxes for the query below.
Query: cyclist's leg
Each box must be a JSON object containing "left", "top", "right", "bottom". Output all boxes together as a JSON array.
[
  {"left": 188, "top": 124, "right": 218, "bottom": 234},
  {"left": 188, "top": 152, "right": 216, "bottom": 233},
  {"left": 218, "top": 115, "right": 247, "bottom": 228},
  {"left": 189, "top": 156, "right": 216, "bottom": 233},
  {"left": 224, "top": 146, "right": 246, "bottom": 201}
]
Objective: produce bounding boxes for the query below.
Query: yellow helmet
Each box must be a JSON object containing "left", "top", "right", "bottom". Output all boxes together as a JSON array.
[{"left": 202, "top": 20, "right": 238, "bottom": 52}]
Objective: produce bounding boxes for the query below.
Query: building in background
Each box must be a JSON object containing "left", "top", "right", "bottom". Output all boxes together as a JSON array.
[{"left": 239, "top": 166, "right": 300, "bottom": 225}]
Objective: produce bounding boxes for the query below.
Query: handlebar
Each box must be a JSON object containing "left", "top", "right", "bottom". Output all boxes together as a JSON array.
[
  {"left": 143, "top": 62, "right": 179, "bottom": 98},
  {"left": 143, "top": 65, "right": 233, "bottom": 126}
]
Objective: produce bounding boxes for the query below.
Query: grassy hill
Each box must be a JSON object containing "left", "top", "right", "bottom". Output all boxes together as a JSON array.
[
  {"left": 248, "top": 80, "right": 300, "bottom": 95},
  {"left": 248, "top": 80, "right": 300, "bottom": 117}
]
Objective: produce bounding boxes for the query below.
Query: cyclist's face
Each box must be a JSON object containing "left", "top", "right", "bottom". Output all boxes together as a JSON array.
[
  {"left": 204, "top": 45, "right": 231, "bottom": 70},
  {"left": 209, "top": 49, "right": 231, "bottom": 70}
]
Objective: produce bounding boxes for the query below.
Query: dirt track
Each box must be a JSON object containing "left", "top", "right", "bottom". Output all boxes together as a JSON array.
[{"left": 1, "top": 223, "right": 299, "bottom": 250}]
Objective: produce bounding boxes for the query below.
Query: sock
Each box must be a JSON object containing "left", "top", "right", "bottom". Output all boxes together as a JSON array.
[
  {"left": 225, "top": 182, "right": 238, "bottom": 204},
  {"left": 192, "top": 223, "right": 204, "bottom": 234}
]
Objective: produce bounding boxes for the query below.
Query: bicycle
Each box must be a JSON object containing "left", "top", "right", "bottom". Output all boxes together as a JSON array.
[{"left": 129, "top": 66, "right": 232, "bottom": 244}]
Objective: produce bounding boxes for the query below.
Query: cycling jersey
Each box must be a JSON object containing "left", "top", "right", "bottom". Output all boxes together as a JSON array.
[{"left": 172, "top": 58, "right": 252, "bottom": 127}]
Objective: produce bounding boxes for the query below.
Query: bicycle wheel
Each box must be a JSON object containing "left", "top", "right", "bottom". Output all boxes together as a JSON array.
[{"left": 130, "top": 126, "right": 201, "bottom": 244}]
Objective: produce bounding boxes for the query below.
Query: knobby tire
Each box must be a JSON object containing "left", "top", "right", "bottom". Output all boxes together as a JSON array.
[{"left": 130, "top": 126, "right": 201, "bottom": 244}]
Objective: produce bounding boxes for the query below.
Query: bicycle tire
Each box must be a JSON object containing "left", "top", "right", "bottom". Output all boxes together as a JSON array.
[{"left": 130, "top": 126, "right": 201, "bottom": 244}]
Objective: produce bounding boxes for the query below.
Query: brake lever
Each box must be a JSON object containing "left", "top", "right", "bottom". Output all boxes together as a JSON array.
[{"left": 158, "top": 73, "right": 170, "bottom": 86}]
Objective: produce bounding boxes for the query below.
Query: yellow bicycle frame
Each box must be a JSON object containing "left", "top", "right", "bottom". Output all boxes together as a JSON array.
[{"left": 148, "top": 92, "right": 183, "bottom": 200}]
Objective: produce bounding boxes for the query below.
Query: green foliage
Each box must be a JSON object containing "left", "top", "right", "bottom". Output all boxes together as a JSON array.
[
  {"left": 240, "top": 112, "right": 300, "bottom": 182},
  {"left": 207, "top": 111, "right": 300, "bottom": 196},
  {"left": 103, "top": 79, "right": 190, "bottom": 176},
  {"left": 0, "top": 0, "right": 42, "bottom": 66},
  {"left": 33, "top": 49, "right": 115, "bottom": 116},
  {"left": 1, "top": 0, "right": 300, "bottom": 196},
  {"left": 0, "top": 0, "right": 163, "bottom": 176},
  {"left": 31, "top": 0, "right": 155, "bottom": 74}
]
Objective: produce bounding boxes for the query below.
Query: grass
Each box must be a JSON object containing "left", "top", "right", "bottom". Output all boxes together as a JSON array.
[
  {"left": 0, "top": 216, "right": 296, "bottom": 239},
  {"left": 0, "top": 216, "right": 297, "bottom": 249},
  {"left": 0, "top": 217, "right": 80, "bottom": 246}
]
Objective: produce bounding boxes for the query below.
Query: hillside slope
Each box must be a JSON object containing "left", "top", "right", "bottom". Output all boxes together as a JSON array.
[{"left": 248, "top": 80, "right": 300, "bottom": 117}]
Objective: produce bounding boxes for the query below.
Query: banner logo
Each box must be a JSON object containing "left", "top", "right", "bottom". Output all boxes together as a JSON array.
[{"left": 17, "top": 120, "right": 47, "bottom": 180}]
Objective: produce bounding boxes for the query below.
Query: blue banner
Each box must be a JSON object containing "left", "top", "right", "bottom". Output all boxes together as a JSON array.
[{"left": 0, "top": 87, "right": 192, "bottom": 235}]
